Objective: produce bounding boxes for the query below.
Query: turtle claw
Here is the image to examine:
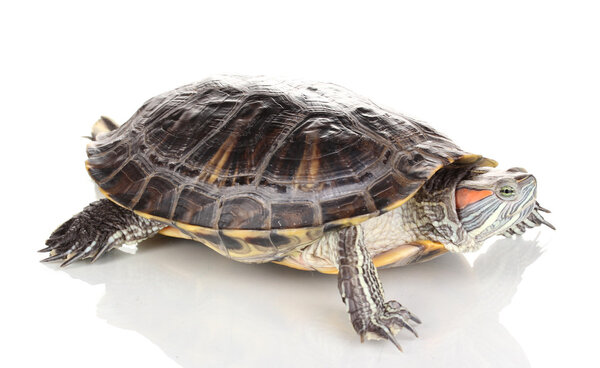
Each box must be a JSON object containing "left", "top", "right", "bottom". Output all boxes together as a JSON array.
[
  {"left": 40, "top": 199, "right": 165, "bottom": 267},
  {"left": 409, "top": 313, "right": 422, "bottom": 325},
  {"left": 535, "top": 202, "right": 551, "bottom": 213},
  {"left": 402, "top": 320, "right": 419, "bottom": 338},
  {"left": 503, "top": 202, "right": 555, "bottom": 236},
  {"left": 358, "top": 300, "right": 421, "bottom": 350},
  {"left": 40, "top": 253, "right": 67, "bottom": 263},
  {"left": 41, "top": 212, "right": 103, "bottom": 266},
  {"left": 380, "top": 330, "right": 403, "bottom": 352},
  {"left": 384, "top": 300, "right": 421, "bottom": 338},
  {"left": 90, "top": 242, "right": 112, "bottom": 263},
  {"left": 60, "top": 251, "right": 87, "bottom": 268},
  {"left": 361, "top": 326, "right": 404, "bottom": 351}
]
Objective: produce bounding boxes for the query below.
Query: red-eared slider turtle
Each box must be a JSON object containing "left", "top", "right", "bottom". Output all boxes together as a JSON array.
[{"left": 42, "top": 75, "right": 554, "bottom": 350}]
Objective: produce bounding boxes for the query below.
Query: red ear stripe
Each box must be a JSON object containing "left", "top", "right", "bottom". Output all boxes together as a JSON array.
[{"left": 456, "top": 189, "right": 494, "bottom": 209}]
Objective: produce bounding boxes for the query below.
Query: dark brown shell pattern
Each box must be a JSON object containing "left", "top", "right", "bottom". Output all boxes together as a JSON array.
[{"left": 87, "top": 76, "right": 468, "bottom": 253}]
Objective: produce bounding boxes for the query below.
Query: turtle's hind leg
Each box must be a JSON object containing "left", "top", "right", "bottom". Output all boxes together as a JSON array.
[{"left": 40, "top": 199, "right": 166, "bottom": 267}]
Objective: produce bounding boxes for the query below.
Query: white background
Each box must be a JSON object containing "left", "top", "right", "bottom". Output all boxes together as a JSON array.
[{"left": 1, "top": 1, "right": 598, "bottom": 367}]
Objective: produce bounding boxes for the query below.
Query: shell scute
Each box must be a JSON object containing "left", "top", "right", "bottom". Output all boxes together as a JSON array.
[
  {"left": 218, "top": 196, "right": 270, "bottom": 230},
  {"left": 172, "top": 186, "right": 217, "bottom": 226},
  {"left": 394, "top": 150, "right": 443, "bottom": 180},
  {"left": 100, "top": 160, "right": 147, "bottom": 207},
  {"left": 271, "top": 202, "right": 318, "bottom": 229},
  {"left": 86, "top": 145, "right": 127, "bottom": 181},
  {"left": 367, "top": 173, "right": 402, "bottom": 209},
  {"left": 133, "top": 175, "right": 177, "bottom": 219},
  {"left": 320, "top": 193, "right": 372, "bottom": 224}
]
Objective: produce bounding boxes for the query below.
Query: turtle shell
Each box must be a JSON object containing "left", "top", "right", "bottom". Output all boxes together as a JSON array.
[{"left": 86, "top": 75, "right": 493, "bottom": 262}]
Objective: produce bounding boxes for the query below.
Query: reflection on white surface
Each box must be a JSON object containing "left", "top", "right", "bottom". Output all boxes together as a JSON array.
[{"left": 56, "top": 235, "right": 542, "bottom": 368}]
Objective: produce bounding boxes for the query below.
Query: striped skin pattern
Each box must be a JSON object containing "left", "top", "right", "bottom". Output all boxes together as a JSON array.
[
  {"left": 85, "top": 75, "right": 474, "bottom": 261},
  {"left": 337, "top": 226, "right": 420, "bottom": 351},
  {"left": 455, "top": 167, "right": 552, "bottom": 249},
  {"left": 459, "top": 181, "right": 536, "bottom": 239}
]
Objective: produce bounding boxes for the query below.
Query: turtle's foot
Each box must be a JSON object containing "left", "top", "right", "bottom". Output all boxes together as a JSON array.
[
  {"left": 39, "top": 199, "right": 165, "bottom": 267},
  {"left": 356, "top": 300, "right": 421, "bottom": 351}
]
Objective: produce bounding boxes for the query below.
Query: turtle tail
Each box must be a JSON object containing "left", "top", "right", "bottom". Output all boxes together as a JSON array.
[{"left": 90, "top": 116, "right": 119, "bottom": 141}]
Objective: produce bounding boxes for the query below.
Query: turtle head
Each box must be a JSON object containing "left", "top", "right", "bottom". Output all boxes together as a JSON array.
[{"left": 455, "top": 167, "right": 554, "bottom": 243}]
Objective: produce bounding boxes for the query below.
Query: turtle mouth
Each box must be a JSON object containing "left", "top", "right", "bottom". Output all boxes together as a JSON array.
[{"left": 501, "top": 202, "right": 555, "bottom": 237}]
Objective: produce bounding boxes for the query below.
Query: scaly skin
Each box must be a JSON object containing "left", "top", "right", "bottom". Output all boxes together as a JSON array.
[
  {"left": 337, "top": 225, "right": 420, "bottom": 351},
  {"left": 40, "top": 199, "right": 166, "bottom": 266}
]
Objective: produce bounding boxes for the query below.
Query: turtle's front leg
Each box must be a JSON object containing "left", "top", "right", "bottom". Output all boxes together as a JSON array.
[
  {"left": 337, "top": 225, "right": 421, "bottom": 351},
  {"left": 40, "top": 199, "right": 166, "bottom": 267}
]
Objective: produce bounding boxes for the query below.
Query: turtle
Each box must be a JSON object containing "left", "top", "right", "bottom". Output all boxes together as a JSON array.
[{"left": 41, "top": 75, "right": 554, "bottom": 350}]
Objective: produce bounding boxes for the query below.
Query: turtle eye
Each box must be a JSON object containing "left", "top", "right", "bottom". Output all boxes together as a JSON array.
[{"left": 498, "top": 185, "right": 516, "bottom": 199}]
